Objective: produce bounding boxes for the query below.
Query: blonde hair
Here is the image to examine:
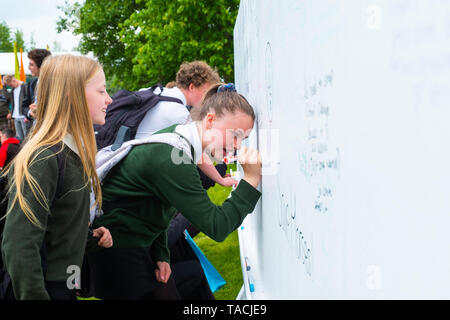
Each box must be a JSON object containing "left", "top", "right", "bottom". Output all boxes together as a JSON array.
[{"left": 4, "top": 54, "right": 102, "bottom": 227}]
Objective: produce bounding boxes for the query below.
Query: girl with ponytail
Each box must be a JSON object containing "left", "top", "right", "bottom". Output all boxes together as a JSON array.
[{"left": 89, "top": 83, "right": 262, "bottom": 300}]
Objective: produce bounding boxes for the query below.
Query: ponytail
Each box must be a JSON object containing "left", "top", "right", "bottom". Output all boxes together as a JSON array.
[{"left": 190, "top": 83, "right": 255, "bottom": 122}]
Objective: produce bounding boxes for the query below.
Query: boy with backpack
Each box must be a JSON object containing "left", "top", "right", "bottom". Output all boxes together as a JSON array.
[
  {"left": 135, "top": 61, "right": 218, "bottom": 139},
  {"left": 137, "top": 61, "right": 237, "bottom": 188},
  {"left": 95, "top": 61, "right": 219, "bottom": 149},
  {"left": 95, "top": 60, "right": 236, "bottom": 188}
]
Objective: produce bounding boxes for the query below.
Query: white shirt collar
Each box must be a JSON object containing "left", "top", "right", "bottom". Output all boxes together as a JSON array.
[
  {"left": 174, "top": 121, "right": 202, "bottom": 164},
  {"left": 62, "top": 133, "right": 80, "bottom": 156}
]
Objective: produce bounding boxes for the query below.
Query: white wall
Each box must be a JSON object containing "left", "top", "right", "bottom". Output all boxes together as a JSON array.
[{"left": 234, "top": 0, "right": 450, "bottom": 299}]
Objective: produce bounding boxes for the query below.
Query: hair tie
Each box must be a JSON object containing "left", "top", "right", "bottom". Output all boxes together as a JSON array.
[{"left": 217, "top": 83, "right": 236, "bottom": 93}]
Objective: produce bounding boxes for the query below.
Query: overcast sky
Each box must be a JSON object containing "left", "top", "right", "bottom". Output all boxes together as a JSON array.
[{"left": 0, "top": 0, "right": 82, "bottom": 52}]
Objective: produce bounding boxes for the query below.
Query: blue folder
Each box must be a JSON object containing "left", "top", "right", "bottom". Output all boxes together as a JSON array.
[{"left": 184, "top": 230, "right": 226, "bottom": 293}]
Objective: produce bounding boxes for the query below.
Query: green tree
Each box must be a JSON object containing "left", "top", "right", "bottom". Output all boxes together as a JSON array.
[
  {"left": 122, "top": 0, "right": 239, "bottom": 88},
  {"left": 57, "top": 0, "right": 146, "bottom": 90},
  {"left": 57, "top": 0, "right": 240, "bottom": 91},
  {"left": 14, "top": 29, "right": 26, "bottom": 52},
  {"left": 0, "top": 21, "right": 13, "bottom": 52}
]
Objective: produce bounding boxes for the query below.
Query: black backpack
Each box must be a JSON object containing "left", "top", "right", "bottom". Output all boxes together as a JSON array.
[{"left": 94, "top": 84, "right": 183, "bottom": 151}]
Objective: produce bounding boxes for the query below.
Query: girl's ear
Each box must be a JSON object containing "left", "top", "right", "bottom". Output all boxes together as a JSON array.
[{"left": 205, "top": 113, "right": 215, "bottom": 129}]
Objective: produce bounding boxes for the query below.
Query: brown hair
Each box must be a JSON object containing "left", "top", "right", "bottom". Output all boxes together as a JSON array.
[
  {"left": 191, "top": 83, "right": 255, "bottom": 122},
  {"left": 165, "top": 81, "right": 176, "bottom": 88},
  {"left": 3, "top": 75, "right": 15, "bottom": 86},
  {"left": 0, "top": 126, "right": 15, "bottom": 139},
  {"left": 175, "top": 61, "right": 220, "bottom": 89},
  {"left": 28, "top": 49, "right": 52, "bottom": 68}
]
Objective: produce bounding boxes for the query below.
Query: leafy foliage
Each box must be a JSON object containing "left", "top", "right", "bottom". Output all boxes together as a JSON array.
[
  {"left": 57, "top": 0, "right": 144, "bottom": 91},
  {"left": 14, "top": 29, "right": 26, "bottom": 52},
  {"left": 0, "top": 22, "right": 13, "bottom": 52},
  {"left": 0, "top": 21, "right": 27, "bottom": 53},
  {"left": 57, "top": 0, "right": 240, "bottom": 91}
]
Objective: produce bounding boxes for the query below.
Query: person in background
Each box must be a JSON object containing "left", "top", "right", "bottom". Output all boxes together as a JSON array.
[
  {"left": 0, "top": 126, "right": 20, "bottom": 271},
  {"left": 0, "top": 77, "right": 11, "bottom": 128},
  {"left": 0, "top": 126, "right": 20, "bottom": 170},
  {"left": 3, "top": 75, "right": 29, "bottom": 141},
  {"left": 1, "top": 55, "right": 113, "bottom": 300},
  {"left": 136, "top": 61, "right": 220, "bottom": 138},
  {"left": 137, "top": 61, "right": 237, "bottom": 188},
  {"left": 23, "top": 49, "right": 52, "bottom": 124},
  {"left": 165, "top": 81, "right": 176, "bottom": 89}
]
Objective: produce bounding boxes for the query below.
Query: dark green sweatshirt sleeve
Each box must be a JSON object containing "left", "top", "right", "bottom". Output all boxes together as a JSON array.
[
  {"left": 136, "top": 144, "right": 261, "bottom": 243},
  {"left": 151, "top": 230, "right": 170, "bottom": 263},
  {"left": 1, "top": 149, "right": 58, "bottom": 300}
]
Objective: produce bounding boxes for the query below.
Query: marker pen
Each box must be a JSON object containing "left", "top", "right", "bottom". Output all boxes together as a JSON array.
[
  {"left": 245, "top": 256, "right": 255, "bottom": 293},
  {"left": 223, "top": 155, "right": 238, "bottom": 164},
  {"left": 227, "top": 153, "right": 240, "bottom": 196},
  {"left": 248, "top": 273, "right": 255, "bottom": 293}
]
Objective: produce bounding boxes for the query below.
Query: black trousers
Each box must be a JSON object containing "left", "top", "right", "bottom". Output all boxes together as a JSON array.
[
  {"left": 0, "top": 276, "right": 76, "bottom": 300},
  {"left": 88, "top": 246, "right": 180, "bottom": 300},
  {"left": 88, "top": 244, "right": 213, "bottom": 300},
  {"left": 46, "top": 282, "right": 77, "bottom": 300},
  {"left": 171, "top": 257, "right": 214, "bottom": 300}
]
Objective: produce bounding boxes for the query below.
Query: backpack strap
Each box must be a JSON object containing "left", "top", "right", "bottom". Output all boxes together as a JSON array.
[
  {"left": 97, "top": 132, "right": 193, "bottom": 181},
  {"left": 150, "top": 84, "right": 164, "bottom": 95},
  {"left": 111, "top": 125, "right": 131, "bottom": 151},
  {"left": 91, "top": 132, "right": 193, "bottom": 222}
]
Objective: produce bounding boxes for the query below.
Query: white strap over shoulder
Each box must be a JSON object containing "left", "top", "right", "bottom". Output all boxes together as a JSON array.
[
  {"left": 96, "top": 132, "right": 193, "bottom": 181},
  {"left": 90, "top": 132, "right": 193, "bottom": 223}
]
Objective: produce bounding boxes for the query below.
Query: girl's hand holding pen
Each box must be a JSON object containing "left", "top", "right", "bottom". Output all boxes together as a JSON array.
[{"left": 238, "top": 147, "right": 262, "bottom": 188}]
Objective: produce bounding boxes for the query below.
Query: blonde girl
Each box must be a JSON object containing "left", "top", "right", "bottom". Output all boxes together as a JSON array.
[{"left": 1, "top": 54, "right": 112, "bottom": 300}]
